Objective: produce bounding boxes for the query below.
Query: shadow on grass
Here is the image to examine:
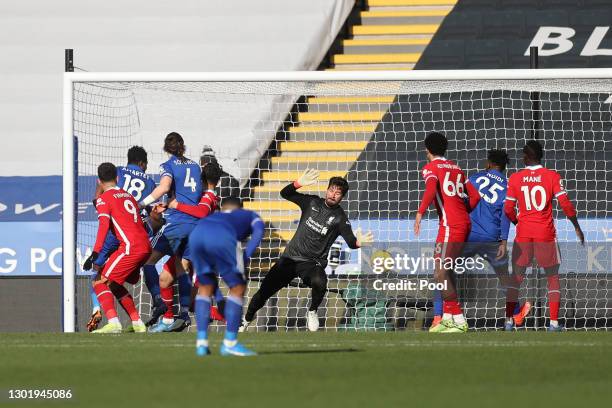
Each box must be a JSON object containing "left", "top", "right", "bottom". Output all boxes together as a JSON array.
[{"left": 258, "top": 348, "right": 362, "bottom": 355}]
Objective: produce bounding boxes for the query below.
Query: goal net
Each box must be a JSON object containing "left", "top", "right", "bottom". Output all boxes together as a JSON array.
[{"left": 65, "top": 71, "right": 612, "bottom": 332}]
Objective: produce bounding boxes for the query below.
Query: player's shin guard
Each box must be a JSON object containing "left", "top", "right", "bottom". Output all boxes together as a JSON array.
[
  {"left": 143, "top": 264, "right": 162, "bottom": 306},
  {"left": 224, "top": 295, "right": 243, "bottom": 347},
  {"left": 195, "top": 295, "right": 211, "bottom": 343},
  {"left": 93, "top": 282, "right": 119, "bottom": 322},
  {"left": 547, "top": 275, "right": 561, "bottom": 323},
  {"left": 177, "top": 273, "right": 192, "bottom": 316}
]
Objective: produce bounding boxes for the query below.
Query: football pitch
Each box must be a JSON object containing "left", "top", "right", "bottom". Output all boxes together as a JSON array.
[{"left": 1, "top": 331, "right": 611, "bottom": 408}]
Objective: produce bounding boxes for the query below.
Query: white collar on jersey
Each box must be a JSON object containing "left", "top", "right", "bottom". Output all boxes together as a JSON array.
[
  {"left": 431, "top": 156, "right": 447, "bottom": 162},
  {"left": 525, "top": 165, "right": 543, "bottom": 170}
]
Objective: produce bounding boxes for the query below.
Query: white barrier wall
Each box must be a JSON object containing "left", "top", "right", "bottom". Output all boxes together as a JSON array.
[{"left": 0, "top": 0, "right": 354, "bottom": 177}]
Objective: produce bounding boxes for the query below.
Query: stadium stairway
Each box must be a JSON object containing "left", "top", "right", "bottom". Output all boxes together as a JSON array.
[{"left": 244, "top": 0, "right": 456, "bottom": 274}]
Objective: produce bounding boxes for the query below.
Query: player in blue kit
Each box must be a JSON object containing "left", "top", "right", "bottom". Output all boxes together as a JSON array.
[
  {"left": 139, "top": 132, "right": 203, "bottom": 330},
  {"left": 190, "top": 197, "right": 265, "bottom": 357},
  {"left": 429, "top": 150, "right": 531, "bottom": 332},
  {"left": 84, "top": 146, "right": 157, "bottom": 332}
]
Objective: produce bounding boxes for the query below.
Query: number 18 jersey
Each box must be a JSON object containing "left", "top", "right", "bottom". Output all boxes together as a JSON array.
[
  {"left": 160, "top": 155, "right": 203, "bottom": 225},
  {"left": 506, "top": 165, "right": 566, "bottom": 240}
]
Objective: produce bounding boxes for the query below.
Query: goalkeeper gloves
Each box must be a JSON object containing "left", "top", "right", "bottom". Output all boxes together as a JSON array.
[
  {"left": 295, "top": 168, "right": 319, "bottom": 188},
  {"left": 355, "top": 228, "right": 374, "bottom": 247},
  {"left": 83, "top": 251, "right": 99, "bottom": 271}
]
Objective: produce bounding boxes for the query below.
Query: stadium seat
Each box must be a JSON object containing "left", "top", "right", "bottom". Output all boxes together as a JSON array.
[
  {"left": 480, "top": 10, "right": 525, "bottom": 39},
  {"left": 569, "top": 9, "right": 612, "bottom": 31},
  {"left": 464, "top": 39, "right": 507, "bottom": 69},
  {"left": 434, "top": 11, "right": 482, "bottom": 40},
  {"left": 525, "top": 10, "right": 569, "bottom": 36},
  {"left": 417, "top": 40, "right": 465, "bottom": 69}
]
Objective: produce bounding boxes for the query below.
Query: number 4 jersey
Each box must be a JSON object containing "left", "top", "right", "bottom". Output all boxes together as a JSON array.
[
  {"left": 94, "top": 186, "right": 152, "bottom": 255},
  {"left": 160, "top": 155, "right": 203, "bottom": 225},
  {"left": 505, "top": 165, "right": 577, "bottom": 240}
]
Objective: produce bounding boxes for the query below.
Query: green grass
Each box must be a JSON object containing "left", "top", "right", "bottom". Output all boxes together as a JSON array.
[{"left": 1, "top": 331, "right": 612, "bottom": 408}]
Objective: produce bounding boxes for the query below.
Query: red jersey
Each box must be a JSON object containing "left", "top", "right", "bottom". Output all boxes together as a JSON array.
[
  {"left": 176, "top": 189, "right": 220, "bottom": 219},
  {"left": 94, "top": 186, "right": 152, "bottom": 254},
  {"left": 504, "top": 165, "right": 576, "bottom": 240},
  {"left": 418, "top": 157, "right": 479, "bottom": 228}
]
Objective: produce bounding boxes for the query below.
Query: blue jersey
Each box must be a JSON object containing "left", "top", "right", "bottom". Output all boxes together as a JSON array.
[
  {"left": 160, "top": 155, "right": 202, "bottom": 225},
  {"left": 201, "top": 209, "right": 265, "bottom": 259},
  {"left": 117, "top": 164, "right": 156, "bottom": 202},
  {"left": 467, "top": 169, "right": 511, "bottom": 242}
]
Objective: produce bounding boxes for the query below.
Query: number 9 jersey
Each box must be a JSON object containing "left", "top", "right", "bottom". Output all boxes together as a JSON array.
[
  {"left": 94, "top": 187, "right": 152, "bottom": 255},
  {"left": 505, "top": 165, "right": 576, "bottom": 240}
]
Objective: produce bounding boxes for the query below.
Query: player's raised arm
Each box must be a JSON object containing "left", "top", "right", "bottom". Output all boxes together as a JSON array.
[
  {"left": 338, "top": 216, "right": 373, "bottom": 249},
  {"left": 280, "top": 168, "right": 319, "bottom": 210},
  {"left": 553, "top": 173, "right": 585, "bottom": 245}
]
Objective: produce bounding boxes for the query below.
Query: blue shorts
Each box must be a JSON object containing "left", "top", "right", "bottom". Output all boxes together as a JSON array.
[
  {"left": 188, "top": 221, "right": 245, "bottom": 288},
  {"left": 151, "top": 222, "right": 196, "bottom": 257},
  {"left": 94, "top": 233, "right": 120, "bottom": 267},
  {"left": 462, "top": 241, "right": 508, "bottom": 270}
]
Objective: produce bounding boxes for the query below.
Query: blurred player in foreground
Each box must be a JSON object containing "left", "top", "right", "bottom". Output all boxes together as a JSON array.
[
  {"left": 84, "top": 163, "right": 152, "bottom": 333},
  {"left": 504, "top": 140, "right": 584, "bottom": 332},
  {"left": 149, "top": 161, "right": 224, "bottom": 332},
  {"left": 242, "top": 169, "right": 373, "bottom": 332},
  {"left": 85, "top": 146, "right": 157, "bottom": 331},
  {"left": 189, "top": 197, "right": 264, "bottom": 356},
  {"left": 429, "top": 149, "right": 531, "bottom": 332},
  {"left": 414, "top": 132, "right": 480, "bottom": 333}
]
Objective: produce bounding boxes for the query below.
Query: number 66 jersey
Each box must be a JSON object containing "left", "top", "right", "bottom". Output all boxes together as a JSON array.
[{"left": 505, "top": 165, "right": 576, "bottom": 241}]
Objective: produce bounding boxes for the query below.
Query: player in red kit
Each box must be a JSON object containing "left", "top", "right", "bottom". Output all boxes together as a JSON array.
[
  {"left": 414, "top": 132, "right": 480, "bottom": 333},
  {"left": 504, "top": 140, "right": 584, "bottom": 331},
  {"left": 84, "top": 162, "right": 152, "bottom": 334}
]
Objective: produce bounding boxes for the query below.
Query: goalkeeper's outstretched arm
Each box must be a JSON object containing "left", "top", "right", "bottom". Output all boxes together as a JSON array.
[{"left": 280, "top": 168, "right": 319, "bottom": 211}]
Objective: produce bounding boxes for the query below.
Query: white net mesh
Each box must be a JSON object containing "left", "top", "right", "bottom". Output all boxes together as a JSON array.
[{"left": 72, "top": 77, "right": 612, "bottom": 331}]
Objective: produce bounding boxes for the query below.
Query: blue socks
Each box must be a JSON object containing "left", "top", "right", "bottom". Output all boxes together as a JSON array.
[
  {"left": 224, "top": 295, "right": 243, "bottom": 345},
  {"left": 195, "top": 295, "right": 211, "bottom": 342},
  {"left": 177, "top": 273, "right": 192, "bottom": 315},
  {"left": 433, "top": 289, "right": 443, "bottom": 317},
  {"left": 143, "top": 265, "right": 161, "bottom": 305}
]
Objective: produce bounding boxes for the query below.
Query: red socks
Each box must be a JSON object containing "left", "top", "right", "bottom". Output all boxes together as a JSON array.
[
  {"left": 94, "top": 282, "right": 118, "bottom": 320},
  {"left": 161, "top": 286, "right": 174, "bottom": 319},
  {"left": 547, "top": 275, "right": 560, "bottom": 321},
  {"left": 111, "top": 284, "right": 140, "bottom": 322}
]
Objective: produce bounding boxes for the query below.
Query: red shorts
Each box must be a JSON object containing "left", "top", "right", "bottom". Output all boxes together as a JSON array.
[
  {"left": 511, "top": 236, "right": 560, "bottom": 268},
  {"left": 102, "top": 250, "right": 150, "bottom": 285},
  {"left": 434, "top": 225, "right": 470, "bottom": 260}
]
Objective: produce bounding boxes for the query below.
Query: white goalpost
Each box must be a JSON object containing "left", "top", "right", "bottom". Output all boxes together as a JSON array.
[{"left": 63, "top": 69, "right": 612, "bottom": 333}]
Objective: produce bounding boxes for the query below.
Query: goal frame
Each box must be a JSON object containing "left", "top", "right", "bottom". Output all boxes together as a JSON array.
[{"left": 62, "top": 68, "right": 612, "bottom": 332}]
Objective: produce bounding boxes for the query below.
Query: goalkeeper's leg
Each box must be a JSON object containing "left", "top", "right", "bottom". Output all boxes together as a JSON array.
[
  {"left": 296, "top": 261, "right": 327, "bottom": 332},
  {"left": 243, "top": 258, "right": 298, "bottom": 327}
]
